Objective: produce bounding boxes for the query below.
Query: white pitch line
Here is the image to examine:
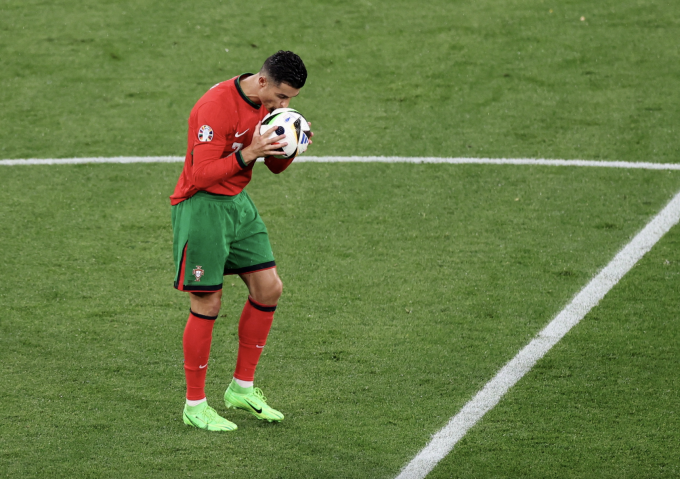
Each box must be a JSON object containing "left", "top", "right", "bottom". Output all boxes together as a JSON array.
[
  {"left": 396, "top": 189, "right": 680, "bottom": 479},
  {"left": 298, "top": 156, "right": 680, "bottom": 170},
  {"left": 2, "top": 156, "right": 680, "bottom": 170}
]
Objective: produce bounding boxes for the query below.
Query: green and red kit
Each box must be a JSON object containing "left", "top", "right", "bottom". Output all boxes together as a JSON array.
[{"left": 170, "top": 74, "right": 294, "bottom": 292}]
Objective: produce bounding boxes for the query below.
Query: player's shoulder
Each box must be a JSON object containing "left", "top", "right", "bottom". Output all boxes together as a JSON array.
[
  {"left": 191, "top": 77, "right": 240, "bottom": 127},
  {"left": 196, "top": 77, "right": 238, "bottom": 107}
]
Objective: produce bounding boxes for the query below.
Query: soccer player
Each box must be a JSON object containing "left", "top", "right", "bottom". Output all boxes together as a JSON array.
[{"left": 170, "top": 51, "right": 311, "bottom": 432}]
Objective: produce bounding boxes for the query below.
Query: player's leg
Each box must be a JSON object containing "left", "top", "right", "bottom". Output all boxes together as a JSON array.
[
  {"left": 172, "top": 193, "right": 237, "bottom": 431},
  {"left": 184, "top": 291, "right": 222, "bottom": 402},
  {"left": 224, "top": 268, "right": 284, "bottom": 422},
  {"left": 239, "top": 267, "right": 283, "bottom": 305},
  {"left": 233, "top": 268, "right": 282, "bottom": 383},
  {"left": 181, "top": 290, "right": 237, "bottom": 431},
  {"left": 222, "top": 192, "right": 284, "bottom": 421},
  {"left": 189, "top": 290, "right": 223, "bottom": 317}
]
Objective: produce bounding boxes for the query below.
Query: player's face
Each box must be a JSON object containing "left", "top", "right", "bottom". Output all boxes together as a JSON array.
[{"left": 259, "top": 78, "right": 300, "bottom": 112}]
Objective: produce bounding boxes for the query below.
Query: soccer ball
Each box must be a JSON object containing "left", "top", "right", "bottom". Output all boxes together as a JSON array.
[{"left": 260, "top": 108, "right": 311, "bottom": 159}]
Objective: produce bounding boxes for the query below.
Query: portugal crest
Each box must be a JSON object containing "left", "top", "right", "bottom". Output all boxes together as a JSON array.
[
  {"left": 198, "top": 125, "right": 213, "bottom": 142},
  {"left": 192, "top": 265, "right": 205, "bottom": 281}
]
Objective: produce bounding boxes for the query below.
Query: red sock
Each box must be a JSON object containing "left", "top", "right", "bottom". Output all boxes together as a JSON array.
[
  {"left": 233, "top": 296, "right": 276, "bottom": 381},
  {"left": 183, "top": 310, "right": 216, "bottom": 400}
]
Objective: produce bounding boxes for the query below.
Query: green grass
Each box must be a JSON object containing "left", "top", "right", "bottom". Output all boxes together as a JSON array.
[
  {"left": 430, "top": 222, "right": 680, "bottom": 479},
  {"left": 1, "top": 0, "right": 679, "bottom": 162},
  {"left": 2, "top": 0, "right": 680, "bottom": 477},
  {"left": 1, "top": 163, "right": 679, "bottom": 477}
]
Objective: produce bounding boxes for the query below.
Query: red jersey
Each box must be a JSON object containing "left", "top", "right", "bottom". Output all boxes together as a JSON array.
[{"left": 170, "top": 74, "right": 294, "bottom": 205}]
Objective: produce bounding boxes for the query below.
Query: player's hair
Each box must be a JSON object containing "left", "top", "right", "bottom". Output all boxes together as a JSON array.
[{"left": 261, "top": 51, "right": 307, "bottom": 89}]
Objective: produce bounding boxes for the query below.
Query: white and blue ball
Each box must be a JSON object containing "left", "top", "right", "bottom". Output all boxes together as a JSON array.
[{"left": 260, "top": 108, "right": 310, "bottom": 159}]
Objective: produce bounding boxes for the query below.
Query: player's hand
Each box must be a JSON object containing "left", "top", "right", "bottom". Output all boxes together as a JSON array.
[
  {"left": 307, "top": 121, "right": 314, "bottom": 145},
  {"left": 241, "top": 121, "right": 287, "bottom": 164}
]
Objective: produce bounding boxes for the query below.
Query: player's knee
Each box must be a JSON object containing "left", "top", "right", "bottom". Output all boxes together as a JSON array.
[
  {"left": 258, "top": 276, "right": 282, "bottom": 305},
  {"left": 190, "top": 291, "right": 222, "bottom": 317},
  {"left": 208, "top": 295, "right": 222, "bottom": 315},
  {"left": 272, "top": 276, "right": 283, "bottom": 302}
]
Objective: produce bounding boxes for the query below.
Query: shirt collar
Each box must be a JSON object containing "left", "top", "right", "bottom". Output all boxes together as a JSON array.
[{"left": 235, "top": 73, "right": 262, "bottom": 109}]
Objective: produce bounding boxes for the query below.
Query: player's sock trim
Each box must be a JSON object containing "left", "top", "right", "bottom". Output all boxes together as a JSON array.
[
  {"left": 190, "top": 310, "right": 218, "bottom": 320},
  {"left": 247, "top": 296, "right": 277, "bottom": 312},
  {"left": 224, "top": 261, "right": 276, "bottom": 276}
]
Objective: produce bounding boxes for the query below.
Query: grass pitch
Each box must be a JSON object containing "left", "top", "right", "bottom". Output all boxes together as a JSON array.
[
  {"left": 1, "top": 0, "right": 679, "bottom": 162},
  {"left": 1, "top": 163, "right": 679, "bottom": 478},
  {"left": 1, "top": 0, "right": 680, "bottom": 477},
  {"left": 432, "top": 222, "right": 680, "bottom": 478}
]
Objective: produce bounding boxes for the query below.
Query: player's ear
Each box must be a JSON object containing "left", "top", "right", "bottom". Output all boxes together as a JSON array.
[{"left": 258, "top": 75, "right": 268, "bottom": 89}]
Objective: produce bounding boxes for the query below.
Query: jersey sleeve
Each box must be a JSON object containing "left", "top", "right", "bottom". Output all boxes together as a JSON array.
[
  {"left": 263, "top": 155, "right": 295, "bottom": 174},
  {"left": 191, "top": 101, "right": 248, "bottom": 190}
]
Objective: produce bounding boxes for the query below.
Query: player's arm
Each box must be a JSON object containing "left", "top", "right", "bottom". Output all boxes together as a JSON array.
[
  {"left": 191, "top": 103, "right": 251, "bottom": 190},
  {"left": 263, "top": 155, "right": 296, "bottom": 174}
]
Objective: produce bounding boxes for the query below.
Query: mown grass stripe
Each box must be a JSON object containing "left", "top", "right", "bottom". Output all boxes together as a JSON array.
[
  {"left": 396, "top": 189, "right": 680, "bottom": 479},
  {"left": 2, "top": 156, "right": 680, "bottom": 170}
]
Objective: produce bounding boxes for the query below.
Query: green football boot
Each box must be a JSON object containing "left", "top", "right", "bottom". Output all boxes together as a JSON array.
[
  {"left": 182, "top": 401, "right": 238, "bottom": 432},
  {"left": 224, "top": 382, "right": 284, "bottom": 422}
]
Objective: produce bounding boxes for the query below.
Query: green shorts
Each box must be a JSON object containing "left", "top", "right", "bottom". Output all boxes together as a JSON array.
[{"left": 171, "top": 190, "right": 276, "bottom": 293}]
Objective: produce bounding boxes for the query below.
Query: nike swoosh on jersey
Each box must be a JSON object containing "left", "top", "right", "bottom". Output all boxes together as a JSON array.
[{"left": 235, "top": 129, "right": 249, "bottom": 137}]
